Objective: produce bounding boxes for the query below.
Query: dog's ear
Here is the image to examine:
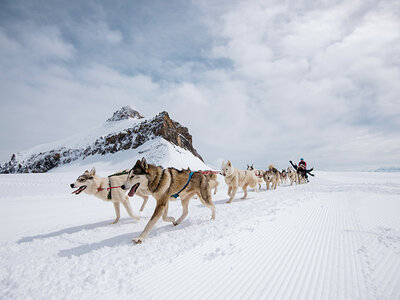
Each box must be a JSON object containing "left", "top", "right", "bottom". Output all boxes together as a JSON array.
[
  {"left": 89, "top": 167, "right": 96, "bottom": 176},
  {"left": 140, "top": 157, "right": 148, "bottom": 170},
  {"left": 251, "top": 164, "right": 254, "bottom": 168},
  {"left": 227, "top": 160, "right": 232, "bottom": 167},
  {"left": 84, "top": 170, "right": 89, "bottom": 174}
]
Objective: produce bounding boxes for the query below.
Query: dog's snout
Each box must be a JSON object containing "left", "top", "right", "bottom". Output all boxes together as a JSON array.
[
  {"left": 121, "top": 185, "right": 126, "bottom": 190},
  {"left": 70, "top": 183, "right": 75, "bottom": 188}
]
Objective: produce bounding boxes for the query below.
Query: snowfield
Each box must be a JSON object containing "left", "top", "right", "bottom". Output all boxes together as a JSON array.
[{"left": 0, "top": 170, "right": 400, "bottom": 299}]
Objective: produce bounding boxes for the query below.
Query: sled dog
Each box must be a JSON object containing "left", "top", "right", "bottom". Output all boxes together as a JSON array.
[
  {"left": 222, "top": 161, "right": 259, "bottom": 203},
  {"left": 287, "top": 166, "right": 298, "bottom": 185},
  {"left": 121, "top": 158, "right": 216, "bottom": 244},
  {"left": 280, "top": 169, "right": 288, "bottom": 184},
  {"left": 247, "top": 164, "right": 264, "bottom": 189},
  {"left": 263, "top": 165, "right": 280, "bottom": 190},
  {"left": 70, "top": 167, "right": 140, "bottom": 224},
  {"left": 204, "top": 172, "right": 219, "bottom": 195}
]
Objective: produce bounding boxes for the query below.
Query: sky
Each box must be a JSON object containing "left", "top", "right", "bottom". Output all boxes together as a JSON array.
[{"left": 1, "top": 0, "right": 399, "bottom": 171}]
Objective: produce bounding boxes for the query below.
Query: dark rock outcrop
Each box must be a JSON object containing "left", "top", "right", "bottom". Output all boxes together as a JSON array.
[{"left": 1, "top": 107, "right": 203, "bottom": 173}]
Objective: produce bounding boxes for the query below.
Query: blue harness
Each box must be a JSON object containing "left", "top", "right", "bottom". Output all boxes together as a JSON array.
[{"left": 171, "top": 172, "right": 194, "bottom": 199}]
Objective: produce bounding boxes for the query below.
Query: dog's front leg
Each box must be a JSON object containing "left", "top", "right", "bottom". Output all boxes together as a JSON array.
[
  {"left": 241, "top": 184, "right": 248, "bottom": 199},
  {"left": 227, "top": 186, "right": 238, "bottom": 203},
  {"left": 122, "top": 198, "right": 140, "bottom": 221},
  {"left": 133, "top": 201, "right": 166, "bottom": 244},
  {"left": 174, "top": 198, "right": 189, "bottom": 226},
  {"left": 111, "top": 202, "right": 120, "bottom": 224},
  {"left": 162, "top": 202, "right": 175, "bottom": 223},
  {"left": 139, "top": 195, "right": 149, "bottom": 212}
]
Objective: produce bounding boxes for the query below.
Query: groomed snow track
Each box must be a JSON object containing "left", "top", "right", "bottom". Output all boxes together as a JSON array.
[{"left": 0, "top": 171, "right": 399, "bottom": 299}]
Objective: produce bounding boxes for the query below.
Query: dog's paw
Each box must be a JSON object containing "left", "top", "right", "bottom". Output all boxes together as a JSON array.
[
  {"left": 110, "top": 220, "right": 119, "bottom": 224},
  {"left": 132, "top": 215, "right": 140, "bottom": 221},
  {"left": 133, "top": 237, "right": 143, "bottom": 244},
  {"left": 173, "top": 221, "right": 179, "bottom": 226}
]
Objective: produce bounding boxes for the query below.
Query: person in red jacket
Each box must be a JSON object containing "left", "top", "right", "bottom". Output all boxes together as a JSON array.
[{"left": 298, "top": 158, "right": 307, "bottom": 170}]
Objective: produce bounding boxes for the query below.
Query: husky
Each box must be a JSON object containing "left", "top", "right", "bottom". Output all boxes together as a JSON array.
[
  {"left": 70, "top": 167, "right": 140, "bottom": 224},
  {"left": 247, "top": 164, "right": 265, "bottom": 189},
  {"left": 121, "top": 158, "right": 216, "bottom": 244},
  {"left": 287, "top": 166, "right": 298, "bottom": 185},
  {"left": 263, "top": 165, "right": 280, "bottom": 190},
  {"left": 203, "top": 172, "right": 219, "bottom": 195},
  {"left": 280, "top": 169, "right": 288, "bottom": 184},
  {"left": 222, "top": 161, "right": 259, "bottom": 203}
]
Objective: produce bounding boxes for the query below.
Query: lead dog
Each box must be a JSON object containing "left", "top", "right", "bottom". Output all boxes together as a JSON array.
[
  {"left": 121, "top": 158, "right": 216, "bottom": 244},
  {"left": 70, "top": 167, "right": 140, "bottom": 224},
  {"left": 222, "top": 160, "right": 259, "bottom": 203}
]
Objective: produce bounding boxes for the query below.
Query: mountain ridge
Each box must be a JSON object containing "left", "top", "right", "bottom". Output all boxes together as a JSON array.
[{"left": 0, "top": 107, "right": 204, "bottom": 173}]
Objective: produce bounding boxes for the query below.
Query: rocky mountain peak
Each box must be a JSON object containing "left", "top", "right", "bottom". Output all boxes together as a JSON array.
[
  {"left": 106, "top": 106, "right": 144, "bottom": 122},
  {"left": 1, "top": 108, "right": 204, "bottom": 173}
]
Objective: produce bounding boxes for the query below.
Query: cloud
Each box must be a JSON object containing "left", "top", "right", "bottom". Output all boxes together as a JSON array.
[{"left": 0, "top": 0, "right": 399, "bottom": 171}]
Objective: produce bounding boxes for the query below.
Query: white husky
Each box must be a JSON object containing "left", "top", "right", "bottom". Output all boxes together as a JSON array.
[
  {"left": 70, "top": 167, "right": 143, "bottom": 224},
  {"left": 221, "top": 161, "right": 259, "bottom": 203},
  {"left": 287, "top": 166, "right": 298, "bottom": 185},
  {"left": 247, "top": 164, "right": 264, "bottom": 189}
]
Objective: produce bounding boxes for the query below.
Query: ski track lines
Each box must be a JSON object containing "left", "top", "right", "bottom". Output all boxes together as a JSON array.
[
  {"left": 1, "top": 172, "right": 400, "bottom": 299},
  {"left": 132, "top": 192, "right": 369, "bottom": 300}
]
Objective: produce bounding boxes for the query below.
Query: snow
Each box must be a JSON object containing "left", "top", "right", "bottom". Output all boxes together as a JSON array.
[
  {"left": 14, "top": 117, "right": 145, "bottom": 162},
  {"left": 0, "top": 170, "right": 400, "bottom": 299},
  {"left": 54, "top": 137, "right": 210, "bottom": 173}
]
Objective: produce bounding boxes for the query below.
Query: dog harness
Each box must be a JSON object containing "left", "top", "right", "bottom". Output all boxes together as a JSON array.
[
  {"left": 171, "top": 172, "right": 194, "bottom": 199},
  {"left": 97, "top": 170, "right": 129, "bottom": 200}
]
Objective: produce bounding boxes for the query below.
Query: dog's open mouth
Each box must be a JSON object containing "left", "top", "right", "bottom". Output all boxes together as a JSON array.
[
  {"left": 72, "top": 186, "right": 87, "bottom": 195},
  {"left": 128, "top": 183, "right": 140, "bottom": 197}
]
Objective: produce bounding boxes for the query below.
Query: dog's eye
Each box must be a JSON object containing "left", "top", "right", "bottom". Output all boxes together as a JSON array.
[
  {"left": 130, "top": 176, "right": 134, "bottom": 179},
  {"left": 79, "top": 178, "right": 85, "bottom": 182}
]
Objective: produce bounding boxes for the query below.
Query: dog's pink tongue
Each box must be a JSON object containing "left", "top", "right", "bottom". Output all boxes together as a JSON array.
[{"left": 128, "top": 183, "right": 139, "bottom": 197}]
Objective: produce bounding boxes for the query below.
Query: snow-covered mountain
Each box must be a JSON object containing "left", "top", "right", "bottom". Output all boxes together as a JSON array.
[{"left": 0, "top": 106, "right": 208, "bottom": 173}]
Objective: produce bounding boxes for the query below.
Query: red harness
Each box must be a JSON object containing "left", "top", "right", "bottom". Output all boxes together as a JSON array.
[
  {"left": 97, "top": 186, "right": 121, "bottom": 193},
  {"left": 200, "top": 170, "right": 220, "bottom": 175}
]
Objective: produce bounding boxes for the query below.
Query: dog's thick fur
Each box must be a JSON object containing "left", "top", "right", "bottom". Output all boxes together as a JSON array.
[
  {"left": 280, "top": 169, "right": 288, "bottom": 184},
  {"left": 121, "top": 158, "right": 216, "bottom": 244},
  {"left": 222, "top": 161, "right": 259, "bottom": 203},
  {"left": 70, "top": 167, "right": 140, "bottom": 224},
  {"left": 205, "top": 173, "right": 219, "bottom": 195},
  {"left": 263, "top": 165, "right": 280, "bottom": 190},
  {"left": 287, "top": 166, "right": 298, "bottom": 185},
  {"left": 247, "top": 164, "right": 264, "bottom": 189}
]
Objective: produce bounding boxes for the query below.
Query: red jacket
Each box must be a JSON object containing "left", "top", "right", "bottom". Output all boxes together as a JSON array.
[{"left": 298, "top": 160, "right": 307, "bottom": 169}]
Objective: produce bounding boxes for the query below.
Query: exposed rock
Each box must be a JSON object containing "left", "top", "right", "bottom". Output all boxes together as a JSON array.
[
  {"left": 1, "top": 107, "right": 203, "bottom": 173},
  {"left": 106, "top": 106, "right": 144, "bottom": 122}
]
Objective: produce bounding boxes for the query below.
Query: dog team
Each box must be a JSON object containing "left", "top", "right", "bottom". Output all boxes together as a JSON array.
[{"left": 70, "top": 158, "right": 313, "bottom": 244}]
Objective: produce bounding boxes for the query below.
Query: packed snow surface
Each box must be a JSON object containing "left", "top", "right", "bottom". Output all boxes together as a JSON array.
[{"left": 0, "top": 170, "right": 400, "bottom": 299}]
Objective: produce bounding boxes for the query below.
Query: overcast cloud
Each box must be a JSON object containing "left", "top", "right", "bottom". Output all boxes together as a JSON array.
[{"left": 1, "top": 0, "right": 399, "bottom": 170}]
